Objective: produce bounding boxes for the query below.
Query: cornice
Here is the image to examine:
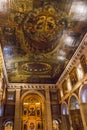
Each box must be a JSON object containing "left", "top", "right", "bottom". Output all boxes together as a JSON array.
[{"left": 7, "top": 83, "right": 57, "bottom": 90}]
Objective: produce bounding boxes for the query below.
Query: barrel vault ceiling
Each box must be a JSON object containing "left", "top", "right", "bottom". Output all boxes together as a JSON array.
[{"left": 0, "top": 0, "right": 87, "bottom": 84}]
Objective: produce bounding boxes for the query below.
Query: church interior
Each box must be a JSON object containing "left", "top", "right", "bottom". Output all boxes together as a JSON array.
[{"left": 0, "top": 0, "right": 87, "bottom": 130}]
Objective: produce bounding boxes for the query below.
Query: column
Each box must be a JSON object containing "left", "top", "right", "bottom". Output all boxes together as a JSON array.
[
  {"left": 68, "top": 111, "right": 74, "bottom": 130},
  {"left": 61, "top": 115, "right": 70, "bottom": 130},
  {"left": 14, "top": 89, "right": 21, "bottom": 130},
  {"left": 69, "top": 117, "right": 74, "bottom": 130},
  {"left": 45, "top": 89, "right": 52, "bottom": 130}
]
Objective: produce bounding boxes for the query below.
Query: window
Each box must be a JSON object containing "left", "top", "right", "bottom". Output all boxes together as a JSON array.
[
  {"left": 7, "top": 92, "right": 15, "bottom": 102},
  {"left": 77, "top": 64, "right": 84, "bottom": 80},
  {"left": 60, "top": 89, "right": 63, "bottom": 97},
  {"left": 67, "top": 78, "right": 72, "bottom": 91}
]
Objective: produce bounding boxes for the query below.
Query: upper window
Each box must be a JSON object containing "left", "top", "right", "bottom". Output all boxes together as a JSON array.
[
  {"left": 67, "top": 78, "right": 72, "bottom": 91},
  {"left": 7, "top": 92, "right": 15, "bottom": 102},
  {"left": 77, "top": 64, "right": 84, "bottom": 80}
]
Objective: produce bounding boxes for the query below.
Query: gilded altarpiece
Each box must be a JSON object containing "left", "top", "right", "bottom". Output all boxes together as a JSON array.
[{"left": 22, "top": 95, "right": 43, "bottom": 130}]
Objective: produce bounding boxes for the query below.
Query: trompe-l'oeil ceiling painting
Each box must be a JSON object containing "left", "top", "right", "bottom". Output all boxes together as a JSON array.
[{"left": 0, "top": 0, "right": 87, "bottom": 83}]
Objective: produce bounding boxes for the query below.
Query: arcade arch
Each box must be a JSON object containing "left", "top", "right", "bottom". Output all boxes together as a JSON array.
[{"left": 69, "top": 95, "right": 84, "bottom": 130}]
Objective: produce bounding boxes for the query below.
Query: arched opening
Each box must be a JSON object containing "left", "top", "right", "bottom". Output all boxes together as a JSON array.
[
  {"left": 4, "top": 121, "right": 13, "bottom": 130},
  {"left": 80, "top": 84, "right": 87, "bottom": 125},
  {"left": 21, "top": 93, "right": 44, "bottom": 130},
  {"left": 80, "top": 84, "right": 87, "bottom": 103},
  {"left": 61, "top": 103, "right": 70, "bottom": 130},
  {"left": 53, "top": 120, "right": 59, "bottom": 130},
  {"left": 69, "top": 95, "right": 84, "bottom": 130}
]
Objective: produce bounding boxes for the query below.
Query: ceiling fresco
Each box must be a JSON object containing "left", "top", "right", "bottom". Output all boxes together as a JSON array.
[{"left": 0, "top": 0, "right": 87, "bottom": 83}]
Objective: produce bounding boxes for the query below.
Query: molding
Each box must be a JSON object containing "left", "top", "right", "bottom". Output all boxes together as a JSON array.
[{"left": 7, "top": 83, "right": 57, "bottom": 90}]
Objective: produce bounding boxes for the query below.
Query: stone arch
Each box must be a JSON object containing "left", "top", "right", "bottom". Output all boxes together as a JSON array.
[
  {"left": 3, "top": 120, "right": 13, "bottom": 130},
  {"left": 21, "top": 90, "right": 45, "bottom": 103},
  {"left": 53, "top": 119, "right": 59, "bottom": 130},
  {"left": 68, "top": 94, "right": 84, "bottom": 130},
  {"left": 79, "top": 84, "right": 87, "bottom": 103},
  {"left": 20, "top": 90, "right": 46, "bottom": 130},
  {"left": 68, "top": 94, "right": 80, "bottom": 110}
]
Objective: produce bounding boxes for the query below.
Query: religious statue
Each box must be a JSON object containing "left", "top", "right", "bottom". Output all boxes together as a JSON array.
[{"left": 29, "top": 122, "right": 35, "bottom": 130}]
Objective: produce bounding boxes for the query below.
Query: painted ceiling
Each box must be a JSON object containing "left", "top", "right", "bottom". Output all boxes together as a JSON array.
[{"left": 0, "top": 0, "right": 87, "bottom": 84}]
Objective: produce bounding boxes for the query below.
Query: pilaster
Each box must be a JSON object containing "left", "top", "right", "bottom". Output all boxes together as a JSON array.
[
  {"left": 45, "top": 89, "right": 52, "bottom": 130},
  {"left": 14, "top": 89, "right": 21, "bottom": 130}
]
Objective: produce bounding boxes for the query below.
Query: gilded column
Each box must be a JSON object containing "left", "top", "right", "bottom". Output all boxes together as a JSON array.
[
  {"left": 68, "top": 114, "right": 74, "bottom": 130},
  {"left": 45, "top": 89, "right": 52, "bottom": 130},
  {"left": 14, "top": 88, "right": 21, "bottom": 130}
]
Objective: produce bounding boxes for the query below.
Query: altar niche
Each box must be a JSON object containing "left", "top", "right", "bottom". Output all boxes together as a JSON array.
[{"left": 22, "top": 94, "right": 44, "bottom": 130}]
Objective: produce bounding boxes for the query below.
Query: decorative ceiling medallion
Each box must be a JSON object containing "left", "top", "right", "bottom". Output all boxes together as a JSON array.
[
  {"left": 22, "top": 3, "right": 68, "bottom": 53},
  {"left": 20, "top": 62, "right": 52, "bottom": 74},
  {"left": 4, "top": 1, "right": 70, "bottom": 53}
]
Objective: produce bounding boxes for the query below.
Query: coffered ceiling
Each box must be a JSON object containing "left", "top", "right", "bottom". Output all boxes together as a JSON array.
[{"left": 0, "top": 0, "right": 87, "bottom": 84}]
